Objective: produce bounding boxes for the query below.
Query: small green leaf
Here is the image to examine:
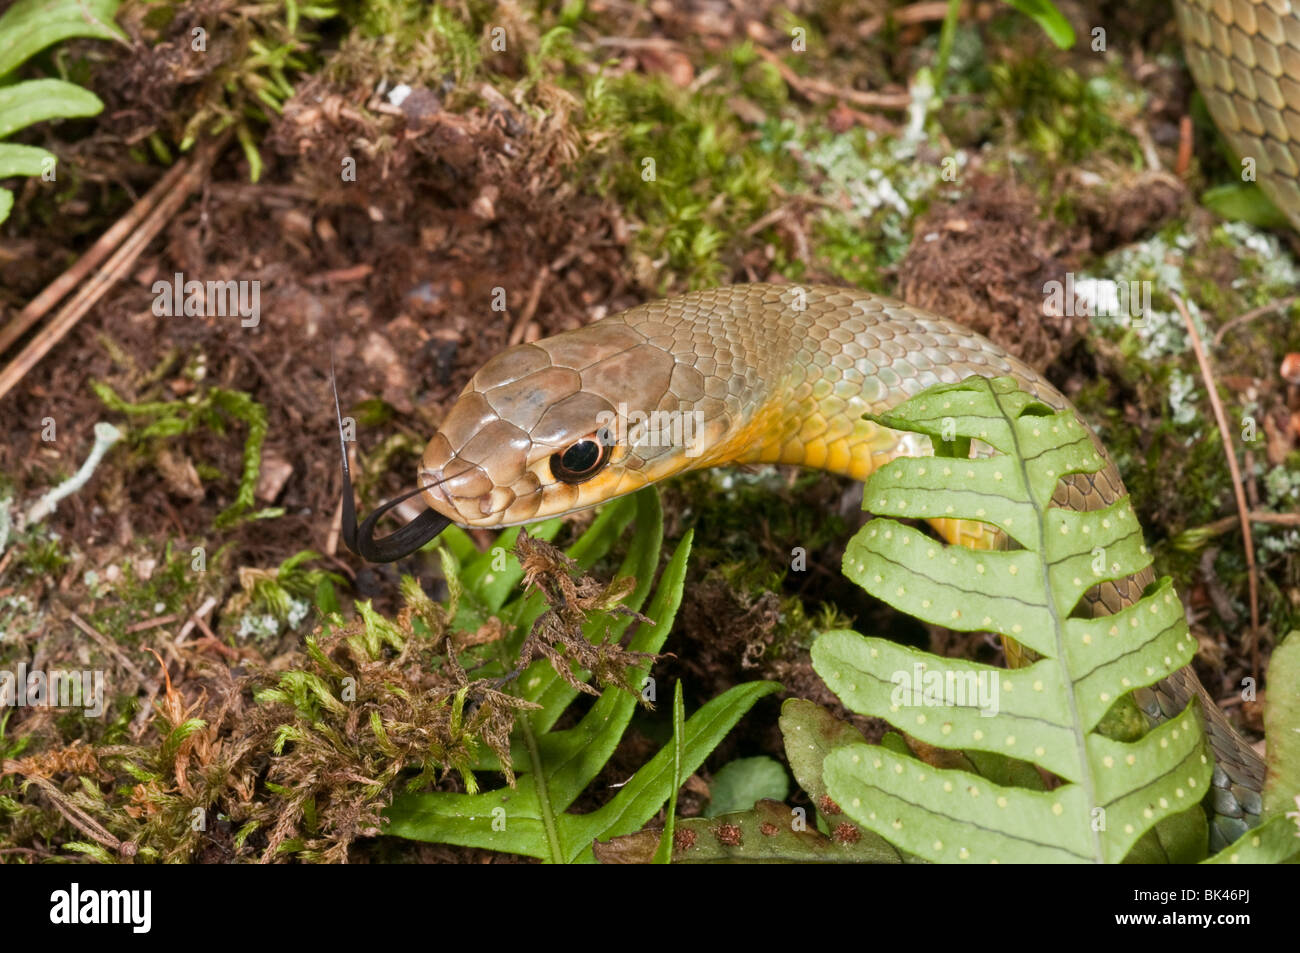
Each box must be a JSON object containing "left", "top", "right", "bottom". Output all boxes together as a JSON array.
[
  {"left": 0, "top": 143, "right": 53, "bottom": 178},
  {"left": 0, "top": 79, "right": 103, "bottom": 140},
  {"left": 1201, "top": 183, "right": 1292, "bottom": 229},
  {"left": 1001, "top": 0, "right": 1075, "bottom": 49},
  {"left": 780, "top": 698, "right": 867, "bottom": 810},
  {"left": 0, "top": 0, "right": 126, "bottom": 78},
  {"left": 705, "top": 756, "right": 790, "bottom": 818}
]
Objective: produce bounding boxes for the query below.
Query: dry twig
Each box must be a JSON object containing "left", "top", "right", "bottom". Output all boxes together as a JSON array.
[{"left": 1172, "top": 293, "right": 1261, "bottom": 674}]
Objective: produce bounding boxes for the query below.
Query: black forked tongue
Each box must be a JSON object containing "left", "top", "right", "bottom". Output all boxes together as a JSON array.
[{"left": 331, "top": 356, "right": 451, "bottom": 562}]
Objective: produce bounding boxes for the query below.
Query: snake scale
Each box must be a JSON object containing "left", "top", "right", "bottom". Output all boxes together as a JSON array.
[{"left": 340, "top": 0, "right": 1296, "bottom": 854}]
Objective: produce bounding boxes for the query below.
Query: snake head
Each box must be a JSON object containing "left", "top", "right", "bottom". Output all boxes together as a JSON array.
[{"left": 419, "top": 322, "right": 716, "bottom": 528}]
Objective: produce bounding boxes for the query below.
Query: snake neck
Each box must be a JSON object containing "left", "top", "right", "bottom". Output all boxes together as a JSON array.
[{"left": 659, "top": 284, "right": 1063, "bottom": 484}]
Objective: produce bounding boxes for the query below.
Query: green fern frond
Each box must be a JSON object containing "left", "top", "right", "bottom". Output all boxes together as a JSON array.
[
  {"left": 0, "top": 0, "right": 126, "bottom": 225},
  {"left": 813, "top": 376, "right": 1212, "bottom": 863}
]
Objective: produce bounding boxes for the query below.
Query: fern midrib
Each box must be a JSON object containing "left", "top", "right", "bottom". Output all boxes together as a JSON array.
[
  {"left": 495, "top": 639, "right": 565, "bottom": 863},
  {"left": 1001, "top": 394, "right": 1104, "bottom": 864}
]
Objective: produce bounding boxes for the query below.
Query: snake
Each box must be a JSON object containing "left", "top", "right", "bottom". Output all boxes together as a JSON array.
[{"left": 335, "top": 0, "right": 1296, "bottom": 853}]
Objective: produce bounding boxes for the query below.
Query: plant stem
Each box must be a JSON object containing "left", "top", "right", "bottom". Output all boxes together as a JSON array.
[
  {"left": 495, "top": 639, "right": 564, "bottom": 863},
  {"left": 519, "top": 708, "right": 564, "bottom": 864},
  {"left": 934, "top": 0, "right": 963, "bottom": 96}
]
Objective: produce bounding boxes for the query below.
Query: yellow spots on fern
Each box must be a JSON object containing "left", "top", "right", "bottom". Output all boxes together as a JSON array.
[
  {"left": 1051, "top": 802, "right": 1063, "bottom": 816},
  {"left": 933, "top": 840, "right": 943, "bottom": 851},
  {"left": 972, "top": 729, "right": 984, "bottom": 741},
  {"left": 996, "top": 796, "right": 1008, "bottom": 809},
  {"left": 1103, "top": 756, "right": 1114, "bottom": 768},
  {"left": 941, "top": 722, "right": 953, "bottom": 736},
  {"left": 1004, "top": 735, "right": 1016, "bottom": 747},
  {"left": 1126, "top": 754, "right": 1136, "bottom": 766},
  {"left": 1033, "top": 680, "right": 1043, "bottom": 691},
  {"left": 1008, "top": 565, "right": 1018, "bottom": 576}
]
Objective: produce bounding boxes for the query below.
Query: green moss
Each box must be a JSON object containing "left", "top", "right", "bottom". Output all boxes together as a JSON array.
[
  {"left": 86, "top": 542, "right": 202, "bottom": 645},
  {"left": 583, "top": 70, "right": 798, "bottom": 289},
  {"left": 987, "top": 57, "right": 1139, "bottom": 165}
]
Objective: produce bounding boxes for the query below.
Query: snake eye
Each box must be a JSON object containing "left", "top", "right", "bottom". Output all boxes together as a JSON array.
[{"left": 550, "top": 435, "right": 610, "bottom": 484}]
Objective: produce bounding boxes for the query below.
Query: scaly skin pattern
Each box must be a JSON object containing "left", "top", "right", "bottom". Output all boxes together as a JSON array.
[
  {"left": 1175, "top": 0, "right": 1300, "bottom": 230},
  {"left": 419, "top": 284, "right": 1265, "bottom": 849}
]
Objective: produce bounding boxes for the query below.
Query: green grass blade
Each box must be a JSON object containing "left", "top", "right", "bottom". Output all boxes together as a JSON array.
[{"left": 564, "top": 679, "right": 782, "bottom": 862}]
